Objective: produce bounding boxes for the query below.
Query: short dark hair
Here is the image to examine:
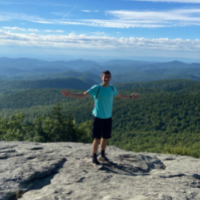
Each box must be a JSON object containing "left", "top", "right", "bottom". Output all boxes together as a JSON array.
[{"left": 102, "top": 70, "right": 111, "bottom": 77}]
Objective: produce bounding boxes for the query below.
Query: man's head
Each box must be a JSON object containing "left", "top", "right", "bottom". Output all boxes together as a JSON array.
[{"left": 101, "top": 70, "right": 111, "bottom": 86}]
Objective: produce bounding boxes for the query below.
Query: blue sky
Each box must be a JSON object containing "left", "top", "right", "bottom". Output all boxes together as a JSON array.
[{"left": 0, "top": 0, "right": 200, "bottom": 61}]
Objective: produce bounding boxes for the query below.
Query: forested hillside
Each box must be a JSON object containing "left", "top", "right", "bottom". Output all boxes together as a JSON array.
[
  {"left": 115, "top": 79, "right": 196, "bottom": 91},
  {"left": 0, "top": 77, "right": 97, "bottom": 95},
  {"left": 1, "top": 79, "right": 200, "bottom": 158}
]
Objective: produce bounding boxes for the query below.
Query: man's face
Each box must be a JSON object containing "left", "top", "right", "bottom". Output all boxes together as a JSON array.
[{"left": 101, "top": 74, "right": 111, "bottom": 85}]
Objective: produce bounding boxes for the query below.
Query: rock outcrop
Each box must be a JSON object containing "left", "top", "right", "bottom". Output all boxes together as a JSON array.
[{"left": 0, "top": 141, "right": 200, "bottom": 200}]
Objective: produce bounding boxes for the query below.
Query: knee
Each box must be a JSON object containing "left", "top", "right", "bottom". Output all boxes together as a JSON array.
[{"left": 94, "top": 138, "right": 101, "bottom": 143}]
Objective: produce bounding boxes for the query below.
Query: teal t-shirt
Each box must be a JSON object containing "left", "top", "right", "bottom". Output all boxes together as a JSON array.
[{"left": 87, "top": 84, "right": 118, "bottom": 119}]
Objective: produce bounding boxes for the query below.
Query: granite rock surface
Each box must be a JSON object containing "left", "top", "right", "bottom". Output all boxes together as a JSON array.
[{"left": 0, "top": 141, "right": 200, "bottom": 200}]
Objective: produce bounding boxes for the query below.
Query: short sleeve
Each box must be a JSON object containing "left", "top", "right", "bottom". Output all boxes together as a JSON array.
[
  {"left": 87, "top": 85, "right": 99, "bottom": 97},
  {"left": 113, "top": 86, "right": 118, "bottom": 97}
]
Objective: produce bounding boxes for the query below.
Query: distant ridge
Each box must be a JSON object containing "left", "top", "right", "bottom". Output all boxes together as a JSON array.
[
  {"left": 0, "top": 57, "right": 99, "bottom": 70},
  {"left": 1, "top": 57, "right": 200, "bottom": 82},
  {"left": 101, "top": 59, "right": 156, "bottom": 66},
  {"left": 0, "top": 77, "right": 98, "bottom": 92}
]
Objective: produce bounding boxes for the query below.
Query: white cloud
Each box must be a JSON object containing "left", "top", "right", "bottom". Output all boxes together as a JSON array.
[
  {"left": 3, "top": 27, "right": 25, "bottom": 31},
  {"left": 28, "top": 28, "right": 39, "bottom": 32},
  {"left": 128, "top": 0, "right": 200, "bottom": 3},
  {"left": 106, "top": 9, "right": 200, "bottom": 21},
  {"left": 44, "top": 30, "right": 65, "bottom": 33},
  {"left": 1, "top": 8, "right": 200, "bottom": 29},
  {"left": 3, "top": 27, "right": 39, "bottom": 32},
  {"left": 0, "top": 30, "right": 200, "bottom": 52},
  {"left": 82, "top": 10, "right": 91, "bottom": 13},
  {"left": 0, "top": 12, "right": 48, "bottom": 23},
  {"left": 82, "top": 10, "right": 99, "bottom": 13},
  {"left": 0, "top": 2, "right": 69, "bottom": 7},
  {"left": 78, "top": 8, "right": 200, "bottom": 28}
]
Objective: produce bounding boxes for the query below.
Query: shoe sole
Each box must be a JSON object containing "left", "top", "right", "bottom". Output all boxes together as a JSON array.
[
  {"left": 92, "top": 163, "right": 103, "bottom": 170},
  {"left": 98, "top": 157, "right": 112, "bottom": 164}
]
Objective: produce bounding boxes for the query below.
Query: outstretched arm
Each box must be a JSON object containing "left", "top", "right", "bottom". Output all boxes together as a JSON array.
[
  {"left": 116, "top": 92, "right": 139, "bottom": 100},
  {"left": 61, "top": 89, "right": 90, "bottom": 99}
]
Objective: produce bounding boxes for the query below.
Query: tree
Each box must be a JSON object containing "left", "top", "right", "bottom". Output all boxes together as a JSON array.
[
  {"left": 3, "top": 113, "right": 26, "bottom": 141},
  {"left": 75, "top": 120, "right": 93, "bottom": 143},
  {"left": 47, "top": 103, "right": 77, "bottom": 142},
  {"left": 33, "top": 115, "right": 49, "bottom": 142}
]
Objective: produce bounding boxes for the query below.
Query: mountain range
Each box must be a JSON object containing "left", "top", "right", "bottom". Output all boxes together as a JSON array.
[{"left": 0, "top": 57, "right": 200, "bottom": 83}]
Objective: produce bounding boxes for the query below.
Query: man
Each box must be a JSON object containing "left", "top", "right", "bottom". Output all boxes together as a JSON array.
[{"left": 61, "top": 70, "right": 139, "bottom": 169}]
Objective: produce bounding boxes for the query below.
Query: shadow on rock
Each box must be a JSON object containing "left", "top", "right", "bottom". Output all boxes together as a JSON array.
[
  {"left": 19, "top": 158, "right": 66, "bottom": 191},
  {"left": 100, "top": 153, "right": 165, "bottom": 176}
]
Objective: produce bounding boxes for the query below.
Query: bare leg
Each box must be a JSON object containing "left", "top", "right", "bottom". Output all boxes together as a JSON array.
[
  {"left": 92, "top": 138, "right": 101, "bottom": 154},
  {"left": 100, "top": 138, "right": 108, "bottom": 151}
]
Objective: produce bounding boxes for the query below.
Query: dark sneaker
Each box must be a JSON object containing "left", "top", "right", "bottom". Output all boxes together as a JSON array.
[
  {"left": 92, "top": 159, "right": 103, "bottom": 170},
  {"left": 98, "top": 155, "right": 112, "bottom": 164}
]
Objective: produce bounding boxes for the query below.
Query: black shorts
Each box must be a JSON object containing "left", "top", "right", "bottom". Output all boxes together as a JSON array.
[{"left": 91, "top": 116, "right": 112, "bottom": 139}]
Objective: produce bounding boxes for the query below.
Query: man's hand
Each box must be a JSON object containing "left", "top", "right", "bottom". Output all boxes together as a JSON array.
[
  {"left": 61, "top": 89, "right": 71, "bottom": 97},
  {"left": 61, "top": 89, "right": 90, "bottom": 99},
  {"left": 116, "top": 93, "right": 139, "bottom": 100},
  {"left": 131, "top": 93, "right": 139, "bottom": 100}
]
